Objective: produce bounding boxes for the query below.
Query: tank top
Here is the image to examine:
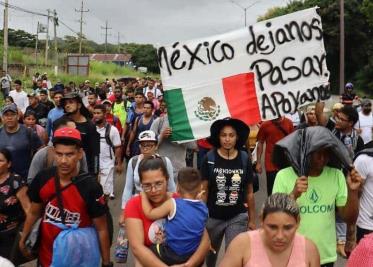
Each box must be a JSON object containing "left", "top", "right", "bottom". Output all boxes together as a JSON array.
[
  {"left": 245, "top": 230, "right": 306, "bottom": 267},
  {"left": 135, "top": 115, "right": 155, "bottom": 140}
]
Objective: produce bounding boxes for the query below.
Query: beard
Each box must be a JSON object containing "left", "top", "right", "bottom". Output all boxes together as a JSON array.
[{"left": 95, "top": 119, "right": 104, "bottom": 125}]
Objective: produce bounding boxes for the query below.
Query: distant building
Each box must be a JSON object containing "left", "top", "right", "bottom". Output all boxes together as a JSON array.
[{"left": 89, "top": 53, "right": 133, "bottom": 67}]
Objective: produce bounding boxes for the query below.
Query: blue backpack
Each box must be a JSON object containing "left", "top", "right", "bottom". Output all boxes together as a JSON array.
[{"left": 50, "top": 174, "right": 101, "bottom": 267}]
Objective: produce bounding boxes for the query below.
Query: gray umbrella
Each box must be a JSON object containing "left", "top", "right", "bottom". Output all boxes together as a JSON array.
[{"left": 272, "top": 126, "right": 352, "bottom": 176}]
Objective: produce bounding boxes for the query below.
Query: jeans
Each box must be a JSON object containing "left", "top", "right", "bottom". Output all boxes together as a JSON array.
[
  {"left": 336, "top": 215, "right": 346, "bottom": 242},
  {"left": 205, "top": 213, "right": 248, "bottom": 267},
  {"left": 266, "top": 171, "right": 278, "bottom": 195}
]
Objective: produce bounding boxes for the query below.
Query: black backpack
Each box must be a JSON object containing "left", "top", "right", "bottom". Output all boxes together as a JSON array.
[{"left": 100, "top": 124, "right": 114, "bottom": 159}]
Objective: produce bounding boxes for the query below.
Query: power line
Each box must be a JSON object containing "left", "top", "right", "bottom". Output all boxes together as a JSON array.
[
  {"left": 0, "top": 1, "right": 48, "bottom": 17},
  {"left": 0, "top": 1, "right": 79, "bottom": 37},
  {"left": 101, "top": 20, "right": 112, "bottom": 54}
]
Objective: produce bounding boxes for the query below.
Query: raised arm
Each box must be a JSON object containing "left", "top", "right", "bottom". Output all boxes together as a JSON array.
[{"left": 140, "top": 192, "right": 174, "bottom": 221}]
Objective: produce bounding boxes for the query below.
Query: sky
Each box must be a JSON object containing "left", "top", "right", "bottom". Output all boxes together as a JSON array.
[{"left": 4, "top": 0, "right": 287, "bottom": 46}]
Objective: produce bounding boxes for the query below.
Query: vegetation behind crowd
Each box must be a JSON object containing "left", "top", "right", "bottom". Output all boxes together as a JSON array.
[{"left": 258, "top": 0, "right": 373, "bottom": 97}]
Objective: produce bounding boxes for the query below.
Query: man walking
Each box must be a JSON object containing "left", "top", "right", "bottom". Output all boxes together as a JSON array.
[
  {"left": 56, "top": 92, "right": 100, "bottom": 175},
  {"left": 46, "top": 90, "right": 64, "bottom": 138},
  {"left": 0, "top": 104, "right": 42, "bottom": 179},
  {"left": 19, "top": 127, "right": 112, "bottom": 267},
  {"left": 256, "top": 116, "right": 294, "bottom": 195},
  {"left": 93, "top": 104, "right": 122, "bottom": 200},
  {"left": 9, "top": 80, "right": 28, "bottom": 114}
]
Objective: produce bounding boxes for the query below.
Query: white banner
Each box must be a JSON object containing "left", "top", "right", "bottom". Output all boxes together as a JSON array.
[{"left": 158, "top": 7, "right": 330, "bottom": 124}]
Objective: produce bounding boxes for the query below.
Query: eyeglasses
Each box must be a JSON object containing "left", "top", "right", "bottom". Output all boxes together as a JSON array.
[
  {"left": 140, "top": 143, "right": 156, "bottom": 148},
  {"left": 141, "top": 181, "right": 165, "bottom": 192}
]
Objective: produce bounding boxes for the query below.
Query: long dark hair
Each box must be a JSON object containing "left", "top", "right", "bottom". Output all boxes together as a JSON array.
[
  {"left": 0, "top": 148, "right": 12, "bottom": 165},
  {"left": 138, "top": 156, "right": 169, "bottom": 183}
]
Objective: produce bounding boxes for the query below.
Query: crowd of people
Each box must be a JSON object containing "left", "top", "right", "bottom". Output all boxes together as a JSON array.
[{"left": 0, "top": 69, "right": 373, "bottom": 267}]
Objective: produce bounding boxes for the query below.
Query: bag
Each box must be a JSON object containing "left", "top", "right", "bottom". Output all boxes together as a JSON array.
[
  {"left": 50, "top": 174, "right": 101, "bottom": 267},
  {"left": 206, "top": 149, "right": 259, "bottom": 193},
  {"left": 50, "top": 223, "right": 101, "bottom": 267}
]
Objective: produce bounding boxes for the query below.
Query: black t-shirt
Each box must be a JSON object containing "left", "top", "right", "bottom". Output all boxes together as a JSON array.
[
  {"left": 201, "top": 150, "right": 253, "bottom": 220},
  {"left": 0, "top": 173, "right": 26, "bottom": 231},
  {"left": 75, "top": 120, "right": 100, "bottom": 175},
  {"left": 41, "top": 100, "right": 55, "bottom": 112},
  {"left": 26, "top": 103, "right": 49, "bottom": 127}
]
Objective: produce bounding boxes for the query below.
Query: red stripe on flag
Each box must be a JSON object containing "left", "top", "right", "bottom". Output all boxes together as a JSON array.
[{"left": 222, "top": 72, "right": 261, "bottom": 125}]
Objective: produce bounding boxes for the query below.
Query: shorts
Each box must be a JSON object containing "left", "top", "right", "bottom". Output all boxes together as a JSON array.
[{"left": 150, "top": 243, "right": 192, "bottom": 265}]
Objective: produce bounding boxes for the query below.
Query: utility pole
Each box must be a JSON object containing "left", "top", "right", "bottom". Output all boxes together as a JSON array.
[
  {"left": 75, "top": 1, "right": 89, "bottom": 54},
  {"left": 230, "top": 0, "right": 260, "bottom": 27},
  {"left": 101, "top": 20, "right": 112, "bottom": 54},
  {"left": 53, "top": 9, "right": 58, "bottom": 75},
  {"left": 339, "top": 0, "right": 345, "bottom": 94},
  {"left": 35, "top": 22, "right": 39, "bottom": 65},
  {"left": 117, "top": 32, "right": 120, "bottom": 53},
  {"left": 3, "top": 0, "right": 8, "bottom": 72},
  {"left": 45, "top": 9, "right": 50, "bottom": 66}
]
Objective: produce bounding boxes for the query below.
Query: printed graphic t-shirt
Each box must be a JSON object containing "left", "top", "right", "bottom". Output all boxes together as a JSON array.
[
  {"left": 272, "top": 166, "right": 347, "bottom": 264},
  {"left": 28, "top": 168, "right": 107, "bottom": 267},
  {"left": 201, "top": 150, "right": 252, "bottom": 220}
]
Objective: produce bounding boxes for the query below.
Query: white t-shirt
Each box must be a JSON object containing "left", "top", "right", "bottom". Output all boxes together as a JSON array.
[
  {"left": 9, "top": 90, "right": 29, "bottom": 113},
  {"left": 143, "top": 87, "right": 163, "bottom": 99},
  {"left": 357, "top": 111, "right": 373, "bottom": 144},
  {"left": 355, "top": 154, "right": 373, "bottom": 230},
  {"left": 97, "top": 124, "right": 121, "bottom": 167}
]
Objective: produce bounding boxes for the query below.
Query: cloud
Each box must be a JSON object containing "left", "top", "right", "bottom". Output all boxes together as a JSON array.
[{"left": 4, "top": 0, "right": 286, "bottom": 45}]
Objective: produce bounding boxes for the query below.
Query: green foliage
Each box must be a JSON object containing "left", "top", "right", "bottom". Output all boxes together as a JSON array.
[
  {"left": 0, "top": 28, "right": 36, "bottom": 48},
  {"left": 259, "top": 0, "right": 373, "bottom": 96}
]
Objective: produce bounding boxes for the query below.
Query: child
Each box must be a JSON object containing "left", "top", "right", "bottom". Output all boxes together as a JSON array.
[{"left": 141, "top": 167, "right": 208, "bottom": 265}]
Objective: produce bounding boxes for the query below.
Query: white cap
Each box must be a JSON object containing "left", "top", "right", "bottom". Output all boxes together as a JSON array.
[{"left": 138, "top": 130, "right": 157, "bottom": 142}]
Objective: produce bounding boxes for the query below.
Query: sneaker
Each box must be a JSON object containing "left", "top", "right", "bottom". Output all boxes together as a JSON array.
[{"left": 109, "top": 193, "right": 115, "bottom": 200}]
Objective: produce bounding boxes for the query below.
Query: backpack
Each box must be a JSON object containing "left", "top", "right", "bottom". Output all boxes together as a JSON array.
[
  {"left": 100, "top": 124, "right": 115, "bottom": 159},
  {"left": 206, "top": 149, "right": 259, "bottom": 193}
]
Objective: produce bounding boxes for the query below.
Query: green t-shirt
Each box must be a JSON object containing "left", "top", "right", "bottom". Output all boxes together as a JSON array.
[{"left": 272, "top": 166, "right": 347, "bottom": 264}]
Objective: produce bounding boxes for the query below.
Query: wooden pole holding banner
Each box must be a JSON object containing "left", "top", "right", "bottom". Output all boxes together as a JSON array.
[{"left": 339, "top": 0, "right": 345, "bottom": 94}]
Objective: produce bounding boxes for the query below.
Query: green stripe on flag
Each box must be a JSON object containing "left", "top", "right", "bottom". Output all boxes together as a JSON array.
[{"left": 164, "top": 88, "right": 194, "bottom": 141}]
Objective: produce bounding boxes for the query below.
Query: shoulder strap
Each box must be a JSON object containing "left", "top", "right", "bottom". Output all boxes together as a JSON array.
[
  {"left": 131, "top": 155, "right": 139, "bottom": 172},
  {"left": 104, "top": 124, "right": 114, "bottom": 159},
  {"left": 206, "top": 149, "right": 216, "bottom": 177}
]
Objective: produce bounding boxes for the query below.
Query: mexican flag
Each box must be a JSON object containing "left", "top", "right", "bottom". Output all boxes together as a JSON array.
[{"left": 164, "top": 72, "right": 261, "bottom": 141}]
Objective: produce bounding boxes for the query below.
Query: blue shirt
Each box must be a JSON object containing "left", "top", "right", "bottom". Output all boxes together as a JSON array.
[
  {"left": 165, "top": 198, "right": 208, "bottom": 256},
  {"left": 46, "top": 107, "right": 64, "bottom": 137}
]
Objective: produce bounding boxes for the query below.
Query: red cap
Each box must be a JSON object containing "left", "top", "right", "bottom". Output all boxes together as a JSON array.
[{"left": 52, "top": 127, "right": 82, "bottom": 145}]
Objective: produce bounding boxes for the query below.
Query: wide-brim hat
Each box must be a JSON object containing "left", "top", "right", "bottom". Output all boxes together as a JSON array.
[
  {"left": 61, "top": 92, "right": 90, "bottom": 118},
  {"left": 208, "top": 117, "right": 249, "bottom": 148}
]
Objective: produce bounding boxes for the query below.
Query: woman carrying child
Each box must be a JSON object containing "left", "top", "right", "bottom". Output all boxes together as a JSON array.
[{"left": 124, "top": 157, "right": 210, "bottom": 267}]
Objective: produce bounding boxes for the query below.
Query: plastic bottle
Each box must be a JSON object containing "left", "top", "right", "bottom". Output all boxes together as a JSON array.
[{"left": 115, "top": 227, "right": 129, "bottom": 263}]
